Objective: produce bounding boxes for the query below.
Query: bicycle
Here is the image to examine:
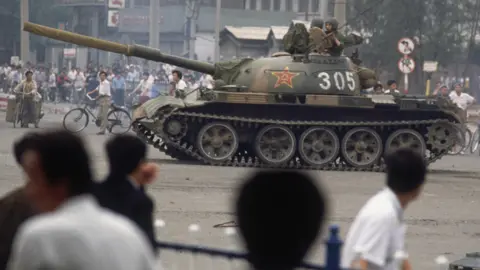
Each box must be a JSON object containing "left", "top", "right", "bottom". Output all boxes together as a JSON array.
[
  {"left": 448, "top": 123, "right": 472, "bottom": 155},
  {"left": 62, "top": 93, "right": 132, "bottom": 134},
  {"left": 12, "top": 92, "right": 38, "bottom": 128},
  {"left": 470, "top": 120, "right": 480, "bottom": 154}
]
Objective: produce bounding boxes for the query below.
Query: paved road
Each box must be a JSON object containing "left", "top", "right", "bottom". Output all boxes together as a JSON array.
[{"left": 1, "top": 112, "right": 480, "bottom": 269}]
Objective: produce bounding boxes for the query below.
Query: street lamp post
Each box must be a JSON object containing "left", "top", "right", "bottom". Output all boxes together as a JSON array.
[
  {"left": 214, "top": 0, "right": 221, "bottom": 62},
  {"left": 20, "top": 0, "right": 30, "bottom": 64}
]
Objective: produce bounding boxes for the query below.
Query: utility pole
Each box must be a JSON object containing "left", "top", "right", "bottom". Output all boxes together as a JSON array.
[
  {"left": 319, "top": 0, "right": 328, "bottom": 19},
  {"left": 333, "top": 0, "right": 346, "bottom": 34},
  {"left": 20, "top": 0, "right": 30, "bottom": 64},
  {"left": 149, "top": 0, "right": 160, "bottom": 69},
  {"left": 185, "top": 0, "right": 200, "bottom": 59},
  {"left": 214, "top": 0, "right": 221, "bottom": 61}
]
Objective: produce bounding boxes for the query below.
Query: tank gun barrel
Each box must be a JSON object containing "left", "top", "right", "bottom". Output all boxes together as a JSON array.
[{"left": 23, "top": 22, "right": 216, "bottom": 75}]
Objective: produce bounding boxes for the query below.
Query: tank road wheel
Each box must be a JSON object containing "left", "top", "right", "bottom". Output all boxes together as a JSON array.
[
  {"left": 341, "top": 127, "right": 383, "bottom": 168},
  {"left": 427, "top": 123, "right": 461, "bottom": 153},
  {"left": 255, "top": 125, "right": 296, "bottom": 166},
  {"left": 164, "top": 118, "right": 187, "bottom": 141},
  {"left": 385, "top": 129, "right": 426, "bottom": 155},
  {"left": 298, "top": 127, "right": 340, "bottom": 166},
  {"left": 197, "top": 122, "right": 239, "bottom": 162}
]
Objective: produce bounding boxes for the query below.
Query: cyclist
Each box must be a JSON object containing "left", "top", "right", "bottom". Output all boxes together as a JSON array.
[{"left": 13, "top": 70, "right": 39, "bottom": 128}]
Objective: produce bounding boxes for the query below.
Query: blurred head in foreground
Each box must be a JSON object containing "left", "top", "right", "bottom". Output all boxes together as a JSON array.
[
  {"left": 17, "top": 130, "right": 93, "bottom": 213},
  {"left": 385, "top": 148, "right": 427, "bottom": 208},
  {"left": 236, "top": 170, "right": 327, "bottom": 270},
  {"left": 106, "top": 134, "right": 158, "bottom": 186}
]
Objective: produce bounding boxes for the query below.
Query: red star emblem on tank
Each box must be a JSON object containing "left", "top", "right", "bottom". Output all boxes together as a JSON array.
[{"left": 271, "top": 67, "right": 299, "bottom": 88}]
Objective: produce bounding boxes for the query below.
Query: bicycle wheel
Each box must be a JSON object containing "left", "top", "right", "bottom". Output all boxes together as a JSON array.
[
  {"left": 63, "top": 108, "right": 89, "bottom": 133},
  {"left": 107, "top": 108, "right": 132, "bottom": 134},
  {"left": 462, "top": 128, "right": 472, "bottom": 153},
  {"left": 13, "top": 101, "right": 22, "bottom": 128},
  {"left": 448, "top": 128, "right": 471, "bottom": 155},
  {"left": 471, "top": 129, "right": 480, "bottom": 153}
]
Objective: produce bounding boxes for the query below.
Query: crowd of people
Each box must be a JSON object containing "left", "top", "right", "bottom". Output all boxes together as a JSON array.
[
  {"left": 0, "top": 62, "right": 214, "bottom": 107},
  {"left": 0, "top": 128, "right": 426, "bottom": 270}
]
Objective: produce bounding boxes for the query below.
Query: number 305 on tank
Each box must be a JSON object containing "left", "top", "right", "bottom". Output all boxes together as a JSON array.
[{"left": 317, "top": 71, "right": 356, "bottom": 91}]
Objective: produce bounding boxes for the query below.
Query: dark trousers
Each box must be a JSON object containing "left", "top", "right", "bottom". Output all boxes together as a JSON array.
[
  {"left": 21, "top": 97, "right": 36, "bottom": 125},
  {"left": 113, "top": 88, "right": 125, "bottom": 106}
]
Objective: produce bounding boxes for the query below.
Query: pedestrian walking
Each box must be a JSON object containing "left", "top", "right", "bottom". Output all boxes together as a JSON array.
[{"left": 342, "top": 148, "right": 427, "bottom": 270}]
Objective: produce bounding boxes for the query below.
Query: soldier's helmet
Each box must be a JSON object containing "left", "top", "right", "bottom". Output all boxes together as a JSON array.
[
  {"left": 325, "top": 18, "right": 339, "bottom": 30},
  {"left": 310, "top": 18, "right": 324, "bottom": 29}
]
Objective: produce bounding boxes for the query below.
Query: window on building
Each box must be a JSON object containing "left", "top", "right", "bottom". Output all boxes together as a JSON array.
[
  {"left": 273, "top": 0, "right": 280, "bottom": 10},
  {"left": 250, "top": 0, "right": 257, "bottom": 10},
  {"left": 261, "top": 0, "right": 270, "bottom": 10},
  {"left": 200, "top": 0, "right": 214, "bottom": 6},
  {"left": 135, "top": 0, "right": 149, "bottom": 6},
  {"left": 299, "top": 0, "right": 308, "bottom": 12},
  {"left": 285, "top": 0, "right": 292, "bottom": 11},
  {"left": 312, "top": 0, "right": 319, "bottom": 12},
  {"left": 222, "top": 0, "right": 244, "bottom": 8}
]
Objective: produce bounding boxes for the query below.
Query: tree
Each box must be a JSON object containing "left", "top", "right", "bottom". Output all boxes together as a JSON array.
[{"left": 346, "top": 0, "right": 477, "bottom": 92}]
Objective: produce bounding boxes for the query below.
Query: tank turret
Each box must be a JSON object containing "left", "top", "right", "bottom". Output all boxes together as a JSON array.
[{"left": 24, "top": 22, "right": 371, "bottom": 95}]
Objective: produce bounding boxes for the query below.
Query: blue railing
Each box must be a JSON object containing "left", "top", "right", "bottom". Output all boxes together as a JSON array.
[{"left": 155, "top": 224, "right": 342, "bottom": 270}]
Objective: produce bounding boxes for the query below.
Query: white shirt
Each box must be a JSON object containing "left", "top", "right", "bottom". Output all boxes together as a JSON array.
[
  {"left": 98, "top": 79, "right": 112, "bottom": 96},
  {"left": 176, "top": 79, "right": 187, "bottom": 90},
  {"left": 48, "top": 74, "right": 56, "bottom": 87},
  {"left": 342, "top": 188, "right": 405, "bottom": 270},
  {"left": 8, "top": 195, "right": 157, "bottom": 270},
  {"left": 74, "top": 72, "right": 86, "bottom": 88},
  {"left": 449, "top": 91, "right": 475, "bottom": 111},
  {"left": 68, "top": 70, "right": 77, "bottom": 81},
  {"left": 384, "top": 89, "right": 400, "bottom": 94}
]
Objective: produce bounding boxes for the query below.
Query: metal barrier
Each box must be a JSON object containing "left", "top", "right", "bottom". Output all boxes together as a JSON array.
[{"left": 155, "top": 224, "right": 342, "bottom": 270}]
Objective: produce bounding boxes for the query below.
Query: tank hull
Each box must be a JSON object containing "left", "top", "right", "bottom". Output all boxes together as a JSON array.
[{"left": 133, "top": 97, "right": 462, "bottom": 172}]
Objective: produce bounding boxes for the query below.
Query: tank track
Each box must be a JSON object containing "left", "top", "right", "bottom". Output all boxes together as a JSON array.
[{"left": 133, "top": 111, "right": 454, "bottom": 172}]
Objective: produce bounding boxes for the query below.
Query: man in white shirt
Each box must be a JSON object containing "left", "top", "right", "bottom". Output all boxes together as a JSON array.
[
  {"left": 96, "top": 71, "right": 112, "bottom": 135},
  {"left": 172, "top": 70, "right": 194, "bottom": 101},
  {"left": 384, "top": 80, "right": 400, "bottom": 95},
  {"left": 8, "top": 130, "right": 157, "bottom": 270},
  {"left": 342, "top": 148, "right": 426, "bottom": 270},
  {"left": 449, "top": 83, "right": 475, "bottom": 122}
]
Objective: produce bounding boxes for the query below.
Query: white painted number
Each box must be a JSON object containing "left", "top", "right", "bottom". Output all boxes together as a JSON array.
[
  {"left": 346, "top": 71, "right": 355, "bottom": 91},
  {"left": 317, "top": 72, "right": 331, "bottom": 90},
  {"left": 317, "top": 71, "right": 356, "bottom": 91},
  {"left": 334, "top": 72, "right": 345, "bottom": 90}
]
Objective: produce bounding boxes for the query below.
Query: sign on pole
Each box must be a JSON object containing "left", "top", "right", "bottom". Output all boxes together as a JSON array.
[
  {"left": 397, "top": 37, "right": 415, "bottom": 55},
  {"left": 63, "top": 48, "right": 76, "bottom": 58},
  {"left": 398, "top": 56, "right": 415, "bottom": 74},
  {"left": 423, "top": 61, "right": 438, "bottom": 72}
]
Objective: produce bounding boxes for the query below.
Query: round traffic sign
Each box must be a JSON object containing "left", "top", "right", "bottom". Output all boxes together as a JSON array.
[
  {"left": 398, "top": 56, "right": 415, "bottom": 74},
  {"left": 397, "top": 37, "right": 415, "bottom": 55}
]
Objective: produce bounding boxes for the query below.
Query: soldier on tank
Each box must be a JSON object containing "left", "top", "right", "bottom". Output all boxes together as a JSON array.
[
  {"left": 324, "top": 18, "right": 345, "bottom": 56},
  {"left": 308, "top": 18, "right": 332, "bottom": 54}
]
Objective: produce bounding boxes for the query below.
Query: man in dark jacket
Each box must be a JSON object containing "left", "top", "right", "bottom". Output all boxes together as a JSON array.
[
  {"left": 0, "top": 133, "right": 39, "bottom": 268},
  {"left": 94, "top": 134, "right": 157, "bottom": 253}
]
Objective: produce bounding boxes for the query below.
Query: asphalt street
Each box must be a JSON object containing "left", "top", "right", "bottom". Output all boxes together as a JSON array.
[{"left": 1, "top": 111, "right": 480, "bottom": 269}]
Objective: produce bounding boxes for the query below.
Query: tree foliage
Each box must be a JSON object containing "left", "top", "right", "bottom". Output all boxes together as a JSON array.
[{"left": 346, "top": 0, "right": 478, "bottom": 89}]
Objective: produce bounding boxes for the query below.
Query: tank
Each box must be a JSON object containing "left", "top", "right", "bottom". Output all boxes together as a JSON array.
[{"left": 24, "top": 22, "right": 465, "bottom": 171}]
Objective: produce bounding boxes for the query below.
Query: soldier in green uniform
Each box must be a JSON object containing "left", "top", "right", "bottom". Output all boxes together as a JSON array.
[
  {"left": 308, "top": 18, "right": 332, "bottom": 54},
  {"left": 324, "top": 18, "right": 344, "bottom": 56}
]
